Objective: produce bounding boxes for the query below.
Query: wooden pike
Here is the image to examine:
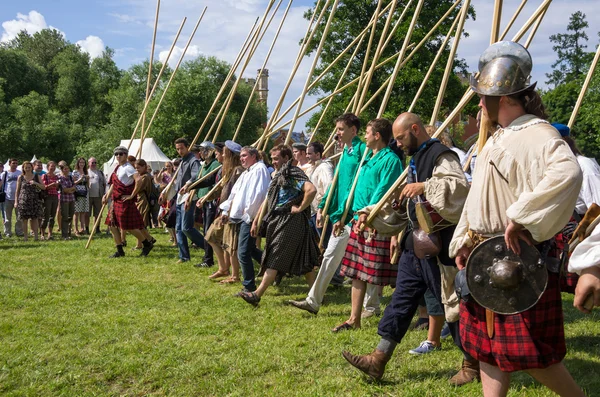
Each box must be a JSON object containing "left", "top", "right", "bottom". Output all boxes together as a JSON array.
[
  {"left": 378, "top": 0, "right": 424, "bottom": 118},
  {"left": 491, "top": 0, "right": 503, "bottom": 44},
  {"left": 207, "top": 0, "right": 280, "bottom": 143},
  {"left": 354, "top": 0, "right": 383, "bottom": 114},
  {"left": 409, "top": 13, "right": 461, "bottom": 112},
  {"left": 232, "top": 0, "right": 293, "bottom": 142},
  {"left": 524, "top": 2, "right": 548, "bottom": 48},
  {"left": 364, "top": 0, "right": 552, "bottom": 228},
  {"left": 430, "top": 0, "right": 470, "bottom": 125},
  {"left": 285, "top": 0, "right": 341, "bottom": 145},
  {"left": 568, "top": 39, "right": 600, "bottom": 129},
  {"left": 138, "top": 0, "right": 161, "bottom": 159},
  {"left": 500, "top": 0, "right": 527, "bottom": 39}
]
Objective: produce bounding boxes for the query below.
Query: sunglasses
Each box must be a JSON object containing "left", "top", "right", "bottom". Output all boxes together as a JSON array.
[
  {"left": 115, "top": 153, "right": 127, "bottom": 157},
  {"left": 90, "top": 162, "right": 97, "bottom": 164}
]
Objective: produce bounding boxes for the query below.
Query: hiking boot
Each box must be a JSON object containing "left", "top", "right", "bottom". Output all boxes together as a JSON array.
[
  {"left": 140, "top": 239, "right": 154, "bottom": 257},
  {"left": 110, "top": 245, "right": 125, "bottom": 258},
  {"left": 449, "top": 359, "right": 480, "bottom": 386},
  {"left": 342, "top": 349, "right": 391, "bottom": 380},
  {"left": 288, "top": 299, "right": 318, "bottom": 315}
]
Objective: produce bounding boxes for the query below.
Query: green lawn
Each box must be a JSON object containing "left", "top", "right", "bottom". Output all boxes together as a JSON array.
[{"left": 1, "top": 230, "right": 599, "bottom": 396}]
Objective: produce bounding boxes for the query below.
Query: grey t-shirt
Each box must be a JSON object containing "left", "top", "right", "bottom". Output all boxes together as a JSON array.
[{"left": 4, "top": 170, "right": 22, "bottom": 200}]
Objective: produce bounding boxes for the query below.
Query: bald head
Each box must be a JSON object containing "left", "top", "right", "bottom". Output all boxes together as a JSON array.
[{"left": 392, "top": 112, "right": 429, "bottom": 155}]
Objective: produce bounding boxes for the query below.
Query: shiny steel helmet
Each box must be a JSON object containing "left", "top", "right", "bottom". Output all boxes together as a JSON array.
[{"left": 470, "top": 41, "right": 536, "bottom": 97}]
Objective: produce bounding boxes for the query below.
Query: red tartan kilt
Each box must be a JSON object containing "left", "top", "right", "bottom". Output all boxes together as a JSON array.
[
  {"left": 106, "top": 198, "right": 145, "bottom": 230},
  {"left": 459, "top": 273, "right": 566, "bottom": 372},
  {"left": 340, "top": 226, "right": 397, "bottom": 286}
]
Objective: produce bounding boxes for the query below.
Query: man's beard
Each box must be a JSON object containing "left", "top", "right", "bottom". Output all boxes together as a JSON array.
[{"left": 406, "top": 134, "right": 420, "bottom": 156}]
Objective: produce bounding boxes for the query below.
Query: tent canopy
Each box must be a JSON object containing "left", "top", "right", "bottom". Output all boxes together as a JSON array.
[{"left": 103, "top": 138, "right": 171, "bottom": 177}]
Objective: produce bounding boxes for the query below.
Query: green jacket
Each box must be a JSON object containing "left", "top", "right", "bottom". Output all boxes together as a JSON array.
[
  {"left": 195, "top": 158, "right": 220, "bottom": 200},
  {"left": 319, "top": 136, "right": 366, "bottom": 225},
  {"left": 352, "top": 146, "right": 403, "bottom": 219}
]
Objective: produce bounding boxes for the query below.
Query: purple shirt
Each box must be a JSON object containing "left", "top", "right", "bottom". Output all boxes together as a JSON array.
[{"left": 59, "top": 175, "right": 75, "bottom": 202}]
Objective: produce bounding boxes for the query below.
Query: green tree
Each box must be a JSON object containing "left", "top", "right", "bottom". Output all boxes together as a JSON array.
[
  {"left": 301, "top": 0, "right": 477, "bottom": 141},
  {"left": 546, "top": 11, "right": 593, "bottom": 87},
  {"left": 51, "top": 45, "right": 91, "bottom": 114},
  {"left": 0, "top": 48, "right": 45, "bottom": 102},
  {"left": 89, "top": 47, "right": 122, "bottom": 126}
]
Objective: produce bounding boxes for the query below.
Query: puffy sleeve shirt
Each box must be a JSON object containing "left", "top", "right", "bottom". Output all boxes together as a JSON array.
[
  {"left": 450, "top": 115, "right": 583, "bottom": 257},
  {"left": 219, "top": 161, "right": 271, "bottom": 224}
]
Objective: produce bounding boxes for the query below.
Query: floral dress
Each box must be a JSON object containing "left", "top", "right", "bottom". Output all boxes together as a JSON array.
[
  {"left": 17, "top": 175, "right": 43, "bottom": 220},
  {"left": 72, "top": 170, "right": 89, "bottom": 213}
]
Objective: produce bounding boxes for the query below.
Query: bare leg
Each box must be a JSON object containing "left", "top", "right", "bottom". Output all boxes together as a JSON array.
[
  {"left": 480, "top": 361, "right": 511, "bottom": 397},
  {"left": 348, "top": 279, "right": 367, "bottom": 327},
  {"left": 209, "top": 241, "right": 227, "bottom": 273},
  {"left": 168, "top": 228, "right": 177, "bottom": 245},
  {"left": 74, "top": 213, "right": 80, "bottom": 234},
  {"left": 304, "top": 270, "right": 316, "bottom": 288},
  {"left": 110, "top": 226, "right": 122, "bottom": 245},
  {"left": 31, "top": 219, "right": 39, "bottom": 241},
  {"left": 526, "top": 363, "right": 586, "bottom": 397},
  {"left": 230, "top": 252, "right": 240, "bottom": 279},
  {"left": 127, "top": 229, "right": 146, "bottom": 241},
  {"left": 427, "top": 315, "right": 445, "bottom": 347},
  {"left": 120, "top": 228, "right": 127, "bottom": 245},
  {"left": 255, "top": 268, "right": 278, "bottom": 298},
  {"left": 419, "top": 305, "right": 428, "bottom": 319},
  {"left": 23, "top": 220, "right": 29, "bottom": 242}
]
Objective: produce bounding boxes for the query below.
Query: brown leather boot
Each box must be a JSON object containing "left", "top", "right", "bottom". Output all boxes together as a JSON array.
[
  {"left": 449, "top": 359, "right": 480, "bottom": 386},
  {"left": 342, "top": 349, "right": 391, "bottom": 380}
]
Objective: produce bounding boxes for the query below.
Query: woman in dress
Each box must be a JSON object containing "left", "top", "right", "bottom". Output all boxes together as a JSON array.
[
  {"left": 157, "top": 160, "right": 177, "bottom": 246},
  {"left": 128, "top": 159, "right": 153, "bottom": 250},
  {"left": 72, "top": 157, "right": 90, "bottom": 236},
  {"left": 15, "top": 161, "right": 45, "bottom": 241}
]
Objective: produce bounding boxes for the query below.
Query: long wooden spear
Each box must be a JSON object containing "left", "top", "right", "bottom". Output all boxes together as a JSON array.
[
  {"left": 205, "top": 0, "right": 280, "bottom": 143},
  {"left": 409, "top": 13, "right": 460, "bottom": 112},
  {"left": 364, "top": 0, "right": 552, "bottom": 228},
  {"left": 354, "top": 0, "right": 383, "bottom": 114},
  {"left": 568, "top": 40, "right": 600, "bottom": 129},
  {"left": 524, "top": 1, "right": 548, "bottom": 48},
  {"left": 378, "top": 0, "right": 424, "bottom": 117},
  {"left": 86, "top": 10, "right": 206, "bottom": 249},
  {"left": 500, "top": 0, "right": 527, "bottom": 39},
  {"left": 138, "top": 0, "right": 161, "bottom": 160},
  {"left": 232, "top": 0, "right": 293, "bottom": 142},
  {"left": 430, "top": 0, "right": 470, "bottom": 125}
]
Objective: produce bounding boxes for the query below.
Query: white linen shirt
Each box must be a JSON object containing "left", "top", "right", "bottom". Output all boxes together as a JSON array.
[
  {"left": 575, "top": 155, "right": 600, "bottom": 215},
  {"left": 116, "top": 163, "right": 136, "bottom": 186},
  {"left": 220, "top": 161, "right": 270, "bottom": 224}
]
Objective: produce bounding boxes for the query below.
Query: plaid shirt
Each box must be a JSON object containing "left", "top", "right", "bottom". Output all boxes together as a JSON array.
[
  {"left": 42, "top": 173, "right": 60, "bottom": 196},
  {"left": 59, "top": 175, "right": 75, "bottom": 202}
]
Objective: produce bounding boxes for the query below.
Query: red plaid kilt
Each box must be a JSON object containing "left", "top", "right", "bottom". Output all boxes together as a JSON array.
[
  {"left": 459, "top": 272, "right": 565, "bottom": 372},
  {"left": 105, "top": 169, "right": 145, "bottom": 231},
  {"left": 340, "top": 226, "right": 397, "bottom": 286}
]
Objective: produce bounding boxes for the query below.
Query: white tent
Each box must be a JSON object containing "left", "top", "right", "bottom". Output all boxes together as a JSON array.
[{"left": 103, "top": 138, "right": 171, "bottom": 177}]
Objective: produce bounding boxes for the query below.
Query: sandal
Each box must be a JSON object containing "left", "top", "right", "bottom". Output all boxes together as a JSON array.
[
  {"left": 332, "top": 322, "right": 357, "bottom": 333},
  {"left": 208, "top": 270, "right": 230, "bottom": 280},
  {"left": 238, "top": 291, "right": 260, "bottom": 307},
  {"left": 220, "top": 277, "right": 240, "bottom": 284}
]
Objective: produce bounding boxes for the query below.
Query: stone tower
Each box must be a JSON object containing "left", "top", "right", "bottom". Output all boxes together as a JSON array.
[{"left": 257, "top": 68, "right": 269, "bottom": 103}]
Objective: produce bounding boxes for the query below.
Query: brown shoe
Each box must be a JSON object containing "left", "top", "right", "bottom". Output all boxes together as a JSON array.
[
  {"left": 342, "top": 349, "right": 391, "bottom": 380},
  {"left": 449, "top": 359, "right": 480, "bottom": 386}
]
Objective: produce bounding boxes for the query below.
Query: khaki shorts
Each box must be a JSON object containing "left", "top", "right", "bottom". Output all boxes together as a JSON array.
[
  {"left": 222, "top": 222, "right": 240, "bottom": 256},
  {"left": 206, "top": 217, "right": 224, "bottom": 246}
]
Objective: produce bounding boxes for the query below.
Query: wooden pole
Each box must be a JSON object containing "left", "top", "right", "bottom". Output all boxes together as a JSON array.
[
  {"left": 500, "top": 0, "right": 527, "bottom": 39},
  {"left": 378, "top": 0, "right": 424, "bottom": 118},
  {"left": 568, "top": 41, "right": 600, "bottom": 129},
  {"left": 354, "top": 0, "right": 383, "bottom": 114},
  {"left": 318, "top": 151, "right": 343, "bottom": 245},
  {"left": 136, "top": 10, "right": 207, "bottom": 148},
  {"left": 409, "top": 14, "right": 460, "bottom": 112},
  {"left": 85, "top": 10, "right": 207, "bottom": 249},
  {"left": 232, "top": 0, "right": 293, "bottom": 142},
  {"left": 363, "top": 0, "right": 552, "bottom": 228},
  {"left": 208, "top": 0, "right": 279, "bottom": 143},
  {"left": 286, "top": 0, "right": 341, "bottom": 145},
  {"left": 524, "top": 2, "right": 548, "bottom": 49},
  {"left": 491, "top": 0, "right": 503, "bottom": 44},
  {"left": 429, "top": 0, "right": 470, "bottom": 125},
  {"left": 138, "top": 0, "right": 161, "bottom": 160}
]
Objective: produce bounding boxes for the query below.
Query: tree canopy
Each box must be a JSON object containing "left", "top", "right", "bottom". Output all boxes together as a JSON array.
[{"left": 0, "top": 29, "right": 266, "bottom": 165}]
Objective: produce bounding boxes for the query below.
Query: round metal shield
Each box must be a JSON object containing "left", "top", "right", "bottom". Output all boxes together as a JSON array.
[{"left": 466, "top": 236, "right": 548, "bottom": 315}]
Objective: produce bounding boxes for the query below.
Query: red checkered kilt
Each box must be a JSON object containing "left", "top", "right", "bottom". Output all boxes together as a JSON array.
[
  {"left": 459, "top": 273, "right": 566, "bottom": 372},
  {"left": 105, "top": 169, "right": 145, "bottom": 231},
  {"left": 340, "top": 226, "right": 397, "bottom": 286}
]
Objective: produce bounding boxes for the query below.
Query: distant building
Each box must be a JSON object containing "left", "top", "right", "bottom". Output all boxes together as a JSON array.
[{"left": 270, "top": 128, "right": 307, "bottom": 146}]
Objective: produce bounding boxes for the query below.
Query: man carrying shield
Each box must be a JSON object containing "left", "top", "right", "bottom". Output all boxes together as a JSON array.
[{"left": 449, "top": 41, "right": 585, "bottom": 396}]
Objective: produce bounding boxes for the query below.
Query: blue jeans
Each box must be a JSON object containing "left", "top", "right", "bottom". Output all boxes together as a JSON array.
[
  {"left": 176, "top": 202, "right": 205, "bottom": 261},
  {"left": 237, "top": 221, "right": 257, "bottom": 291},
  {"left": 377, "top": 249, "right": 442, "bottom": 343}
]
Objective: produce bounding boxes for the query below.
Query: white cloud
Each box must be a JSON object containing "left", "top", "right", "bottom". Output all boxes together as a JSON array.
[
  {"left": 76, "top": 35, "right": 106, "bottom": 59},
  {"left": 158, "top": 44, "right": 202, "bottom": 67},
  {"left": 0, "top": 10, "right": 63, "bottom": 42}
]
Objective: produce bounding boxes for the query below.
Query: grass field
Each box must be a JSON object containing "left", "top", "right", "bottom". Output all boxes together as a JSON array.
[{"left": 1, "top": 229, "right": 599, "bottom": 396}]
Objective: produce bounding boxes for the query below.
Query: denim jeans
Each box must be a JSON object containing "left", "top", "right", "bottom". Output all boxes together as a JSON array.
[
  {"left": 237, "top": 221, "right": 257, "bottom": 291},
  {"left": 378, "top": 249, "right": 442, "bottom": 343},
  {"left": 201, "top": 201, "right": 217, "bottom": 265},
  {"left": 176, "top": 201, "right": 205, "bottom": 261}
]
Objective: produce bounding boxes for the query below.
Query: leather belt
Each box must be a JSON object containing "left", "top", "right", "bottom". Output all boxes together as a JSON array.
[{"left": 467, "top": 230, "right": 495, "bottom": 339}]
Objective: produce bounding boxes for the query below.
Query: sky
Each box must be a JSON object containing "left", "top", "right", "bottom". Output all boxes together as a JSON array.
[{"left": 1, "top": 0, "right": 600, "bottom": 134}]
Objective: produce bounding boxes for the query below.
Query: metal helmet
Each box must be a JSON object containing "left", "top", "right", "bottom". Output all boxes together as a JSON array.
[
  {"left": 466, "top": 236, "right": 548, "bottom": 315},
  {"left": 470, "top": 41, "right": 536, "bottom": 97}
]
